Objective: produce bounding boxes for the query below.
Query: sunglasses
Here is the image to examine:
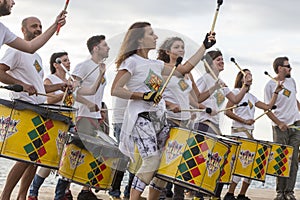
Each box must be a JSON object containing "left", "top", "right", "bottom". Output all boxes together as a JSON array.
[{"left": 282, "top": 64, "right": 291, "bottom": 68}]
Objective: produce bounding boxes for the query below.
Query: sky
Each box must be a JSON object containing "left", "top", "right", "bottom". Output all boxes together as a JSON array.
[{"left": 1, "top": 0, "right": 300, "bottom": 141}]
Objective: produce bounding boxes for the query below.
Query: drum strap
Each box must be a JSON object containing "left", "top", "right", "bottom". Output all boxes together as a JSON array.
[
  {"left": 202, "top": 120, "right": 222, "bottom": 135},
  {"left": 232, "top": 127, "right": 254, "bottom": 139}
]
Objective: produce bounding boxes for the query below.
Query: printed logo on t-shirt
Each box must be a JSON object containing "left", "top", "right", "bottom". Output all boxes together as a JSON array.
[
  {"left": 33, "top": 60, "right": 42, "bottom": 73},
  {"left": 178, "top": 79, "right": 189, "bottom": 91},
  {"left": 101, "top": 76, "right": 106, "bottom": 85},
  {"left": 144, "top": 69, "right": 163, "bottom": 92},
  {"left": 283, "top": 89, "right": 291, "bottom": 97},
  {"left": 214, "top": 89, "right": 225, "bottom": 107},
  {"left": 248, "top": 100, "right": 253, "bottom": 109}
]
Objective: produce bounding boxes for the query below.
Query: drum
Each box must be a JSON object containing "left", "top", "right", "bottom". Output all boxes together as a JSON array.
[
  {"left": 214, "top": 135, "right": 240, "bottom": 184},
  {"left": 156, "top": 127, "right": 230, "bottom": 195},
  {"left": 58, "top": 133, "right": 128, "bottom": 190},
  {"left": 38, "top": 104, "right": 77, "bottom": 125},
  {"left": 228, "top": 136, "right": 271, "bottom": 182},
  {"left": 0, "top": 99, "right": 71, "bottom": 169},
  {"left": 266, "top": 142, "right": 293, "bottom": 177}
]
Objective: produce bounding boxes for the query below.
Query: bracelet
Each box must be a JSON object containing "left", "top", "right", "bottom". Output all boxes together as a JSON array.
[
  {"left": 274, "top": 91, "right": 279, "bottom": 94},
  {"left": 243, "top": 83, "right": 250, "bottom": 88}
]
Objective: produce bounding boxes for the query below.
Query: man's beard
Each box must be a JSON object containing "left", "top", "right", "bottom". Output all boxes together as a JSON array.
[{"left": 0, "top": 0, "right": 11, "bottom": 17}]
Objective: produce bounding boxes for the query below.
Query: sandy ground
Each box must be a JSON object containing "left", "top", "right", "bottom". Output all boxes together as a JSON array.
[{"left": 1, "top": 184, "right": 300, "bottom": 200}]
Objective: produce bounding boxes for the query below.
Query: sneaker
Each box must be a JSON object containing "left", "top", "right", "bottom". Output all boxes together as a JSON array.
[
  {"left": 64, "top": 190, "right": 73, "bottom": 200},
  {"left": 77, "top": 190, "right": 100, "bottom": 200},
  {"left": 274, "top": 192, "right": 286, "bottom": 200},
  {"left": 224, "top": 193, "right": 237, "bottom": 200},
  {"left": 237, "top": 195, "right": 251, "bottom": 200},
  {"left": 28, "top": 196, "right": 38, "bottom": 200},
  {"left": 285, "top": 192, "right": 296, "bottom": 200}
]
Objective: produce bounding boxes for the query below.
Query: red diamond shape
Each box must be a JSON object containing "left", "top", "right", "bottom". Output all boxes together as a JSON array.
[
  {"left": 97, "top": 173, "right": 103, "bottom": 181},
  {"left": 281, "top": 166, "right": 286, "bottom": 172},
  {"left": 100, "top": 164, "right": 106, "bottom": 171},
  {"left": 38, "top": 146, "right": 46, "bottom": 157},
  {"left": 45, "top": 120, "right": 54, "bottom": 130},
  {"left": 199, "top": 142, "right": 208, "bottom": 152},
  {"left": 195, "top": 154, "right": 205, "bottom": 165},
  {"left": 283, "top": 157, "right": 287, "bottom": 163},
  {"left": 190, "top": 167, "right": 201, "bottom": 177},
  {"left": 41, "top": 133, "right": 50, "bottom": 143}
]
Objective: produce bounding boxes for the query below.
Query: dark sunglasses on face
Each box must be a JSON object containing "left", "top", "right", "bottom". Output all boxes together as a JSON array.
[{"left": 282, "top": 64, "right": 291, "bottom": 68}]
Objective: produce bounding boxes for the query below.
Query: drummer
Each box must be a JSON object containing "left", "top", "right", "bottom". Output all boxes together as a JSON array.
[
  {"left": 71, "top": 35, "right": 109, "bottom": 200},
  {"left": 193, "top": 50, "right": 252, "bottom": 200},
  {"left": 28, "top": 52, "right": 73, "bottom": 200},
  {"left": 0, "top": 17, "right": 67, "bottom": 200},
  {"left": 223, "top": 69, "right": 282, "bottom": 200},
  {"left": 157, "top": 36, "right": 219, "bottom": 200}
]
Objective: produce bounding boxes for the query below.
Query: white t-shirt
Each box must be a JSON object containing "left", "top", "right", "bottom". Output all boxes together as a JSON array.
[
  {"left": 0, "top": 22, "right": 17, "bottom": 49},
  {"left": 111, "top": 96, "right": 128, "bottom": 124},
  {"left": 0, "top": 48, "right": 45, "bottom": 104},
  {"left": 231, "top": 88, "right": 259, "bottom": 130},
  {"left": 118, "top": 54, "right": 166, "bottom": 154},
  {"left": 195, "top": 73, "right": 230, "bottom": 124},
  {"left": 45, "top": 74, "right": 64, "bottom": 104},
  {"left": 72, "top": 59, "right": 106, "bottom": 119},
  {"left": 264, "top": 78, "right": 300, "bottom": 125},
  {"left": 163, "top": 75, "right": 192, "bottom": 120}
]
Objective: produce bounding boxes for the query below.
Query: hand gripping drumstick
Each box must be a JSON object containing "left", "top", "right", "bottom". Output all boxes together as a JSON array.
[
  {"left": 56, "top": 0, "right": 70, "bottom": 35},
  {"left": 211, "top": 0, "right": 224, "bottom": 33},
  {"left": 55, "top": 58, "right": 75, "bottom": 81},
  {"left": 230, "top": 57, "right": 246, "bottom": 76},
  {"left": 217, "top": 102, "right": 248, "bottom": 114},
  {"left": 159, "top": 57, "right": 183, "bottom": 95},
  {"left": 254, "top": 105, "right": 277, "bottom": 121},
  {"left": 264, "top": 71, "right": 285, "bottom": 90}
]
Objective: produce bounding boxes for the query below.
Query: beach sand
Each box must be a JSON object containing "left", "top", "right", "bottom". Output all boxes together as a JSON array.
[{"left": 1, "top": 184, "right": 299, "bottom": 200}]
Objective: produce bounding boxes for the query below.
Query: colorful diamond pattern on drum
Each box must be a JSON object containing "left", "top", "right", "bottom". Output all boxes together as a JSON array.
[
  {"left": 176, "top": 133, "right": 208, "bottom": 184},
  {"left": 273, "top": 146, "right": 290, "bottom": 175},
  {"left": 253, "top": 145, "right": 269, "bottom": 179},
  {"left": 86, "top": 159, "right": 107, "bottom": 187},
  {"left": 23, "top": 115, "right": 53, "bottom": 162}
]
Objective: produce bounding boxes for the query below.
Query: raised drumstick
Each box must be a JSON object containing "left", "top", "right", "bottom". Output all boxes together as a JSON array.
[
  {"left": 230, "top": 57, "right": 246, "bottom": 76},
  {"left": 56, "top": 0, "right": 70, "bottom": 35},
  {"left": 217, "top": 102, "right": 248, "bottom": 114},
  {"left": 211, "top": 0, "right": 224, "bottom": 32}
]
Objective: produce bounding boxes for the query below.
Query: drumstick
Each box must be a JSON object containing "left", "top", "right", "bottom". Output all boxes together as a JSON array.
[
  {"left": 55, "top": 58, "right": 75, "bottom": 81},
  {"left": 56, "top": 0, "right": 70, "bottom": 35},
  {"left": 254, "top": 105, "right": 277, "bottom": 121},
  {"left": 217, "top": 102, "right": 248, "bottom": 114},
  {"left": 230, "top": 57, "right": 246, "bottom": 76},
  {"left": 37, "top": 93, "right": 57, "bottom": 98},
  {"left": 264, "top": 71, "right": 285, "bottom": 90},
  {"left": 159, "top": 57, "right": 183, "bottom": 95},
  {"left": 181, "top": 107, "right": 212, "bottom": 114},
  {"left": 210, "top": 0, "right": 224, "bottom": 33},
  {"left": 202, "top": 58, "right": 218, "bottom": 80},
  {"left": 80, "top": 59, "right": 109, "bottom": 84}
]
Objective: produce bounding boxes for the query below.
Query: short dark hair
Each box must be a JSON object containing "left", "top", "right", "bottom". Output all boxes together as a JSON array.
[
  {"left": 50, "top": 52, "right": 68, "bottom": 74},
  {"left": 87, "top": 35, "right": 106, "bottom": 54},
  {"left": 273, "top": 56, "right": 288, "bottom": 74}
]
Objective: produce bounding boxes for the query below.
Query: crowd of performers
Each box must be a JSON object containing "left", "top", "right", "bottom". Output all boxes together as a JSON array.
[{"left": 1, "top": 1, "right": 300, "bottom": 200}]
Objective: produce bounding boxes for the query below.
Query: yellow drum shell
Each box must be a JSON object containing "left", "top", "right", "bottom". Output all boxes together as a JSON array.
[
  {"left": 266, "top": 142, "right": 293, "bottom": 177},
  {"left": 228, "top": 136, "right": 271, "bottom": 182},
  {"left": 0, "top": 99, "right": 70, "bottom": 169},
  {"left": 156, "top": 127, "right": 230, "bottom": 195},
  {"left": 58, "top": 134, "right": 126, "bottom": 190}
]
